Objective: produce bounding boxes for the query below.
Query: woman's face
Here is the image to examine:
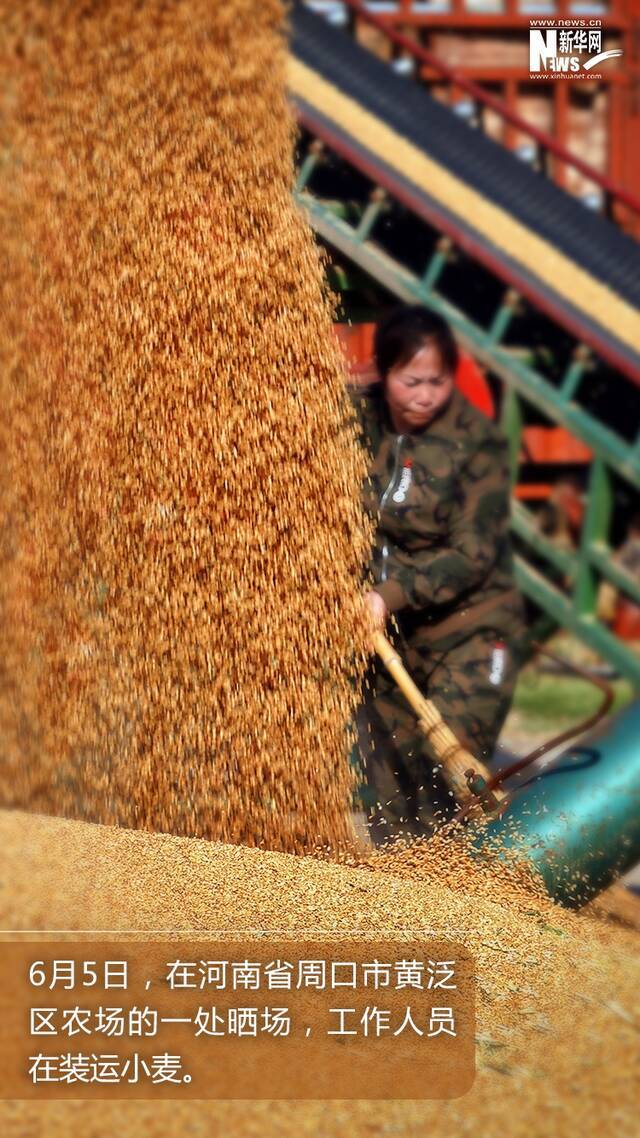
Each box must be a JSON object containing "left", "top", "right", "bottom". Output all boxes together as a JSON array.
[{"left": 385, "top": 340, "right": 454, "bottom": 433}]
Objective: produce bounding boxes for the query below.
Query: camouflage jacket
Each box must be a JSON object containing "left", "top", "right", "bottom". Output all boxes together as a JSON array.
[{"left": 350, "top": 382, "right": 521, "bottom": 635}]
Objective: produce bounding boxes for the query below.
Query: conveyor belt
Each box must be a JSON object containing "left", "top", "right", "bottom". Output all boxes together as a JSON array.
[{"left": 289, "top": 3, "right": 640, "bottom": 381}]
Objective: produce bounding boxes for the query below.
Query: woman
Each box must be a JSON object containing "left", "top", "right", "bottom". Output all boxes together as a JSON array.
[{"left": 352, "top": 305, "right": 524, "bottom": 844}]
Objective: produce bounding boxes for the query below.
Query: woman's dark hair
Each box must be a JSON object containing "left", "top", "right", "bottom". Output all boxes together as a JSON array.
[{"left": 373, "top": 305, "right": 459, "bottom": 380}]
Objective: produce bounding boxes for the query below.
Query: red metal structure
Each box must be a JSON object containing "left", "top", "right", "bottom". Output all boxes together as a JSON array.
[{"left": 336, "top": 0, "right": 640, "bottom": 235}]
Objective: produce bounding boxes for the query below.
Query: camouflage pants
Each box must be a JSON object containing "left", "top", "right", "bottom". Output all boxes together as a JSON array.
[{"left": 358, "top": 621, "right": 521, "bottom": 845}]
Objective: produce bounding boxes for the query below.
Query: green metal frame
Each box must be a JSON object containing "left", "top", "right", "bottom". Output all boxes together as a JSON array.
[{"left": 294, "top": 171, "right": 640, "bottom": 688}]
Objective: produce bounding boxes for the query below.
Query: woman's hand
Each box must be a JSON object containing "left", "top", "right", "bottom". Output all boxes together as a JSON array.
[{"left": 365, "top": 589, "right": 388, "bottom": 631}]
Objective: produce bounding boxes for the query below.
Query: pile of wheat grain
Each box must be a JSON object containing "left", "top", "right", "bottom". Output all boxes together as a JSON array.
[{"left": 0, "top": 809, "right": 637, "bottom": 1138}]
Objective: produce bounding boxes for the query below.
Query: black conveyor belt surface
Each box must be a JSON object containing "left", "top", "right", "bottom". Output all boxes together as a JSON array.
[{"left": 291, "top": 4, "right": 640, "bottom": 326}]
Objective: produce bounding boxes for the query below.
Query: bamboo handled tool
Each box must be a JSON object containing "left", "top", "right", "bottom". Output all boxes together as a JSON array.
[{"left": 372, "top": 630, "right": 505, "bottom": 808}]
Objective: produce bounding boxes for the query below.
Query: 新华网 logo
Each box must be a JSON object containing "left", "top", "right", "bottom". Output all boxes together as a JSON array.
[{"left": 529, "top": 28, "right": 622, "bottom": 77}]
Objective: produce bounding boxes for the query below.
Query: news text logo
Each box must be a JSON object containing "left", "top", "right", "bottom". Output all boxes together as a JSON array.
[{"left": 529, "top": 27, "right": 622, "bottom": 79}]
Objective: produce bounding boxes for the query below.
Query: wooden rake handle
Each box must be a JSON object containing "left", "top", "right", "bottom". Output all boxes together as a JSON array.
[{"left": 372, "top": 630, "right": 503, "bottom": 807}]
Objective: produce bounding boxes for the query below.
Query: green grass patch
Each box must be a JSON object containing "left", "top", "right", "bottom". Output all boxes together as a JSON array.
[{"left": 512, "top": 669, "right": 634, "bottom": 732}]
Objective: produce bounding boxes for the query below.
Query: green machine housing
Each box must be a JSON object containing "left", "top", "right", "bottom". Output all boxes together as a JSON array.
[{"left": 470, "top": 700, "right": 640, "bottom": 907}]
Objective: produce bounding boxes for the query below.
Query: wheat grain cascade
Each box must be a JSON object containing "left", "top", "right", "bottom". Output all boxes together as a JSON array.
[{"left": 0, "top": 0, "right": 372, "bottom": 852}]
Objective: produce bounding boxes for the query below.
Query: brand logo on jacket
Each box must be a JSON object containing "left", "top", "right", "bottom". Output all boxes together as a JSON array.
[
  {"left": 392, "top": 461, "right": 413, "bottom": 505},
  {"left": 489, "top": 643, "right": 507, "bottom": 686}
]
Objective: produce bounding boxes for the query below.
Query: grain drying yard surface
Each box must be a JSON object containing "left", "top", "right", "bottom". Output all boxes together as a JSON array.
[{"left": 0, "top": 809, "right": 639, "bottom": 1138}]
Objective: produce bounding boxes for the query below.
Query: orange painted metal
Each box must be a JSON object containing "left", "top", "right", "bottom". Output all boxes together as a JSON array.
[
  {"left": 345, "top": 0, "right": 640, "bottom": 235},
  {"left": 522, "top": 427, "right": 592, "bottom": 464}
]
